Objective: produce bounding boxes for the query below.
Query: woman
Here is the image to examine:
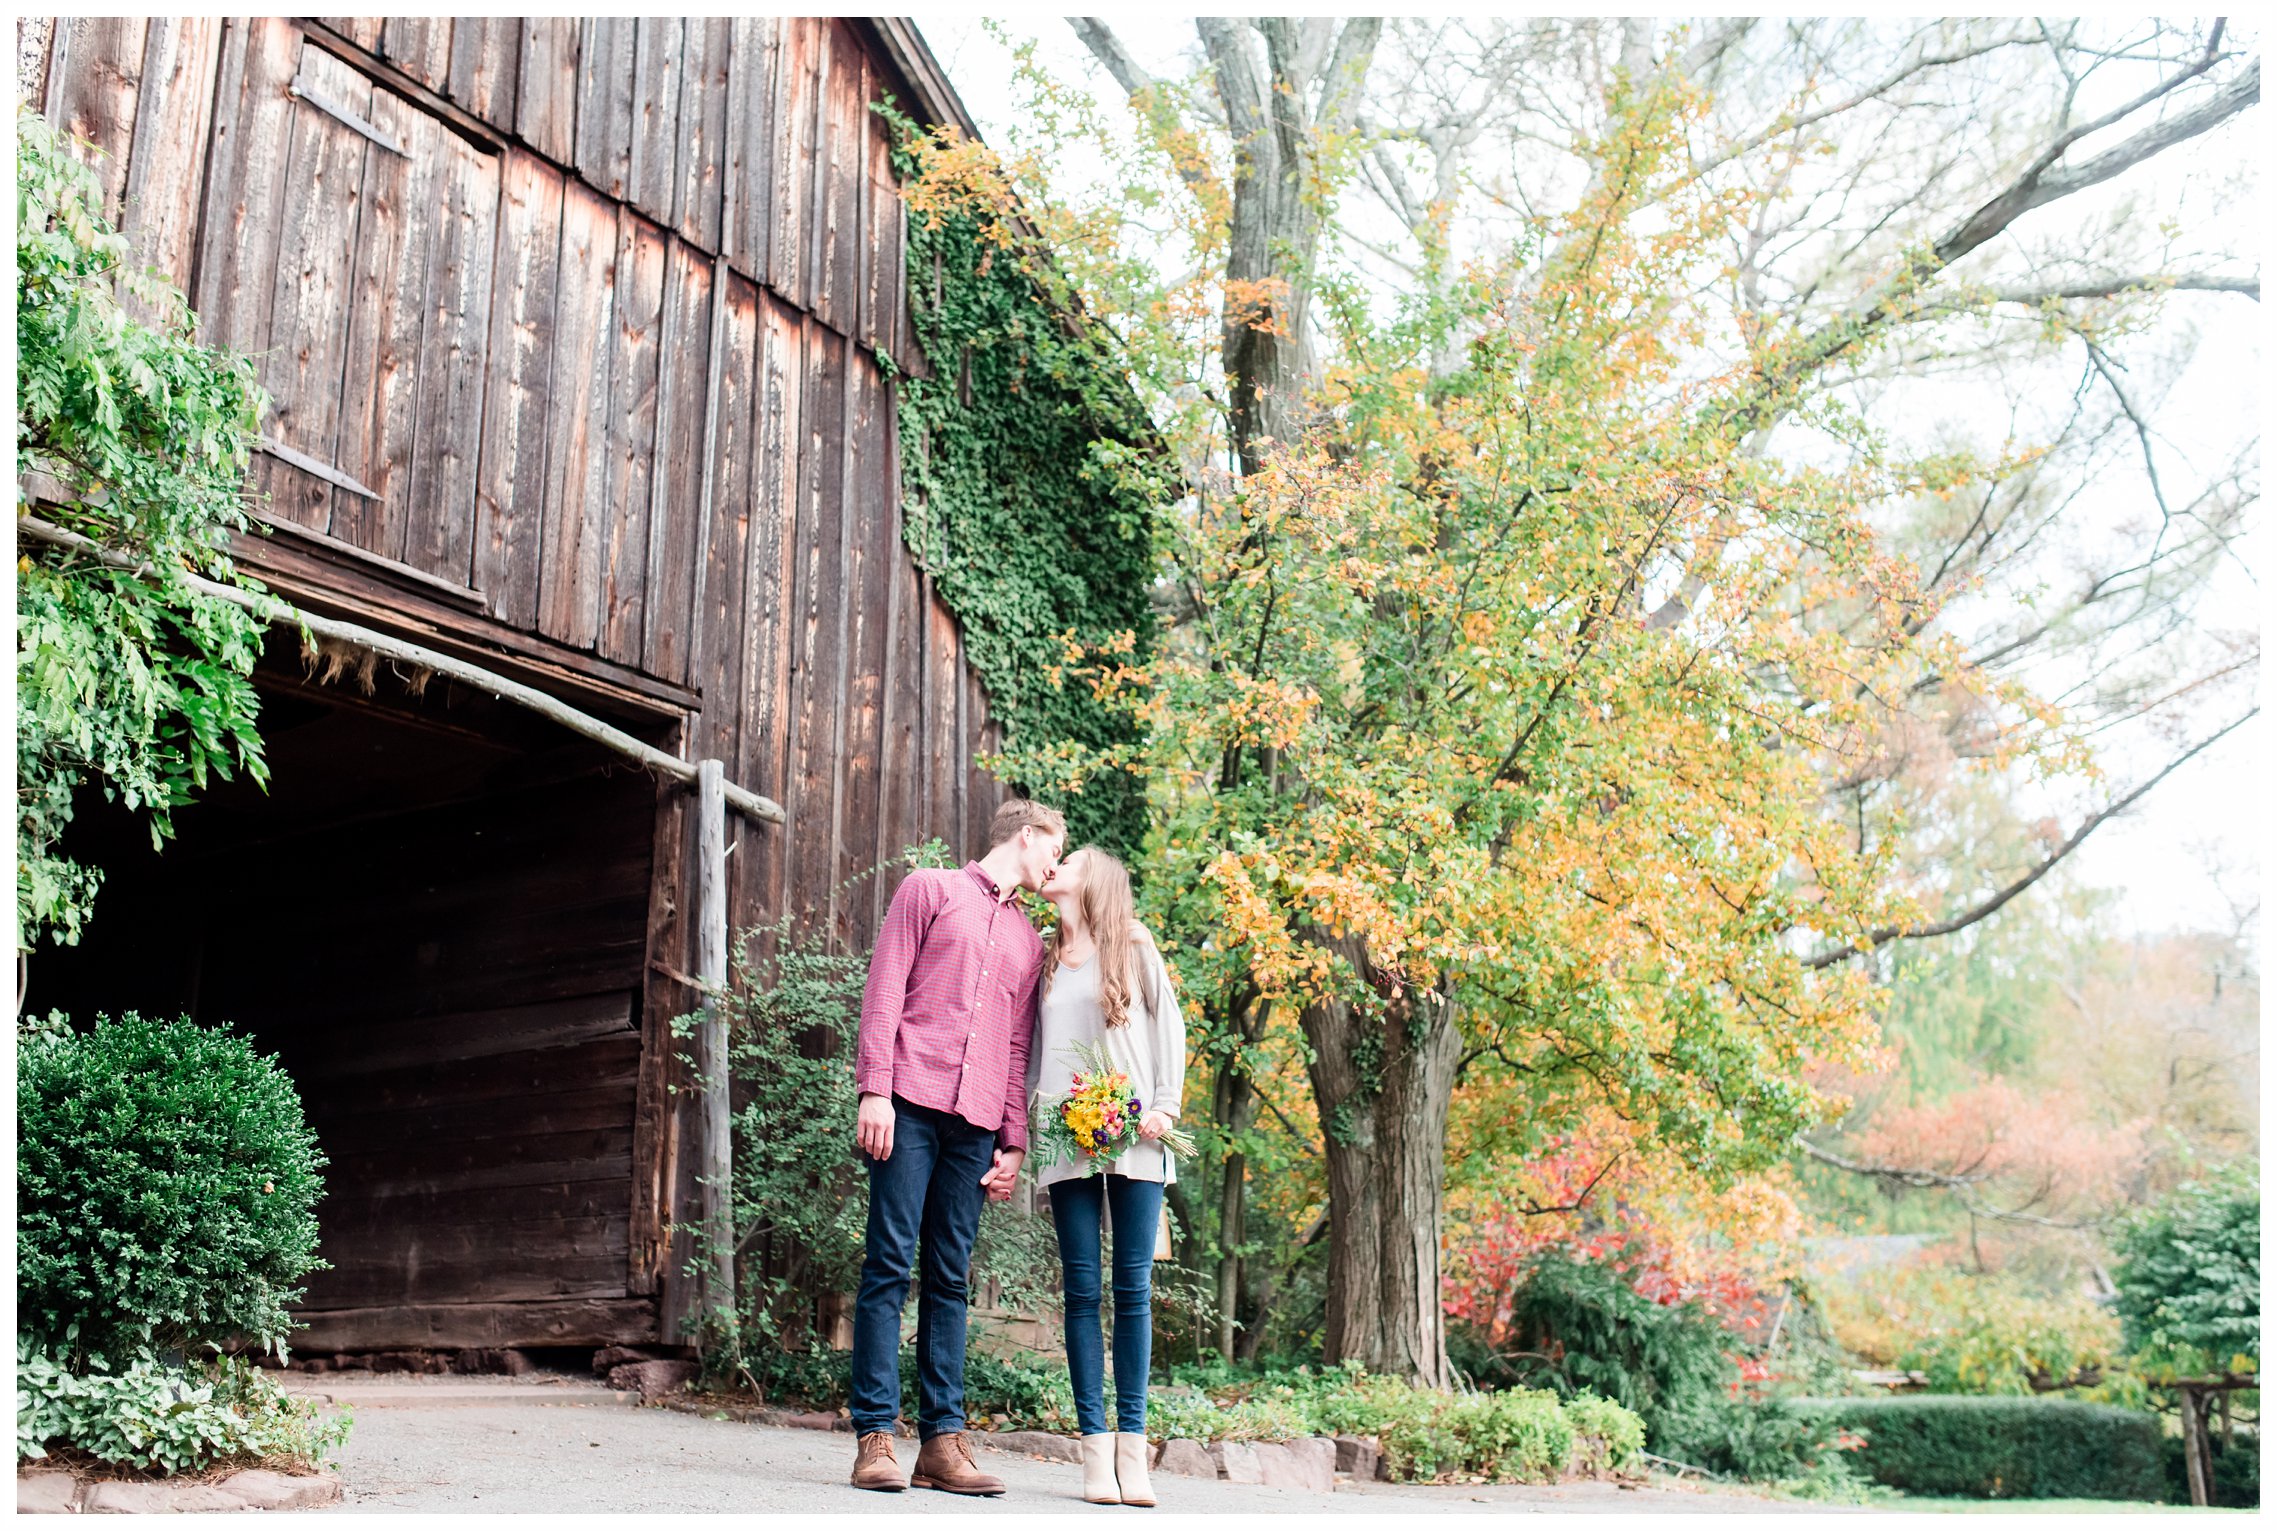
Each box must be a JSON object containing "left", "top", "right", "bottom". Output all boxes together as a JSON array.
[{"left": 1029, "top": 845, "right": 1185, "bottom": 1507}]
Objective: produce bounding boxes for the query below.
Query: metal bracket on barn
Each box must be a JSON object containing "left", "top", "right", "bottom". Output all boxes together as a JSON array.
[{"left": 21, "top": 513, "right": 772, "bottom": 1318}]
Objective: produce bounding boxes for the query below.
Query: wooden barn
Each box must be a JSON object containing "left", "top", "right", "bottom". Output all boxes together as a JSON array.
[{"left": 22, "top": 16, "right": 1013, "bottom": 1358}]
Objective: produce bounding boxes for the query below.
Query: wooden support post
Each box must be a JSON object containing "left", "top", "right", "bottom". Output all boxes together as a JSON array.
[
  {"left": 2181, "top": 1384, "right": 2210, "bottom": 1508},
  {"left": 694, "top": 759, "right": 733, "bottom": 1324}
]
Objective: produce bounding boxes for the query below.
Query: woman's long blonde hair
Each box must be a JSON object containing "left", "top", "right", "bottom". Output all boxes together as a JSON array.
[{"left": 1044, "top": 846, "right": 1139, "bottom": 1027}]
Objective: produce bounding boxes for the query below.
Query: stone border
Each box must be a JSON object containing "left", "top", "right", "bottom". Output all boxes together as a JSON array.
[
  {"left": 19, "top": 1466, "right": 343, "bottom": 1514},
  {"left": 642, "top": 1399, "right": 1381, "bottom": 1494}
]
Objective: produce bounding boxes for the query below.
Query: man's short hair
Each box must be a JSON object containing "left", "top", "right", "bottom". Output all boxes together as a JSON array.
[{"left": 990, "top": 797, "right": 1067, "bottom": 847}]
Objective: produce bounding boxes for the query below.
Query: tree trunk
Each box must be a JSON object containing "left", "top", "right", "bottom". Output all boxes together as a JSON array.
[
  {"left": 1213, "top": 1058, "right": 1255, "bottom": 1359},
  {"left": 1195, "top": 19, "right": 1380, "bottom": 476},
  {"left": 1301, "top": 963, "right": 1460, "bottom": 1386}
]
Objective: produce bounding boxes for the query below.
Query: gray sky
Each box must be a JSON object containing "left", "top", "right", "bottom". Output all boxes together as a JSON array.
[{"left": 916, "top": 16, "right": 2265, "bottom": 944}]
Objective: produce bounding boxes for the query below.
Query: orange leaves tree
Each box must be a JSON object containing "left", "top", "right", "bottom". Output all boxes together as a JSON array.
[{"left": 1012, "top": 80, "right": 2054, "bottom": 1384}]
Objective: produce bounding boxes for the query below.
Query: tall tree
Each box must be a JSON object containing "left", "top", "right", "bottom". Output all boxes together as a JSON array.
[
  {"left": 916, "top": 17, "right": 2259, "bottom": 1382},
  {"left": 1073, "top": 17, "right": 1381, "bottom": 473}
]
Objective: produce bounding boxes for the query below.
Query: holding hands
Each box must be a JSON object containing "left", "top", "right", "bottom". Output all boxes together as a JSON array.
[{"left": 980, "top": 1147, "right": 1024, "bottom": 1202}]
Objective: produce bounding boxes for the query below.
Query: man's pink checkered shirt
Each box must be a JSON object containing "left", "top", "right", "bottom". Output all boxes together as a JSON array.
[{"left": 856, "top": 862, "right": 1043, "bottom": 1151}]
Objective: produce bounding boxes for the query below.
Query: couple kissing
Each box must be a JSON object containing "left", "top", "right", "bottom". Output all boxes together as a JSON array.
[{"left": 846, "top": 798, "right": 1188, "bottom": 1506}]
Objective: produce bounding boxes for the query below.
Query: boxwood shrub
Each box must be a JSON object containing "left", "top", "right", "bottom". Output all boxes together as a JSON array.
[
  {"left": 1795, "top": 1395, "right": 2165, "bottom": 1501},
  {"left": 16, "top": 1012, "right": 327, "bottom": 1364}
]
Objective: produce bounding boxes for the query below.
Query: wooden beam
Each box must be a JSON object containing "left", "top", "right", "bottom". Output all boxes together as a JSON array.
[
  {"left": 290, "top": 1296, "right": 658, "bottom": 1352},
  {"left": 294, "top": 17, "right": 510, "bottom": 157},
  {"left": 258, "top": 434, "right": 382, "bottom": 500},
  {"left": 250, "top": 516, "right": 485, "bottom": 611},
  {"left": 287, "top": 67, "right": 407, "bottom": 155},
  {"left": 18, "top": 514, "right": 785, "bottom": 826}
]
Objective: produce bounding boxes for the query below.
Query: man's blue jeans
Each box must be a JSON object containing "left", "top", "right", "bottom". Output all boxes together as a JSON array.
[
  {"left": 849, "top": 1096, "right": 994, "bottom": 1440},
  {"left": 1048, "top": 1173, "right": 1164, "bottom": 1435}
]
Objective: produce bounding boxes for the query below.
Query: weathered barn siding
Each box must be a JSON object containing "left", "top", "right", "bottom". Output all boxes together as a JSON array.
[{"left": 32, "top": 16, "right": 1008, "bottom": 1350}]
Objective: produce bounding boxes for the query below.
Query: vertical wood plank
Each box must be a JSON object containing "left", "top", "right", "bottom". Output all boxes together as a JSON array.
[
  {"left": 328, "top": 89, "right": 445, "bottom": 556},
  {"left": 625, "top": 17, "right": 684, "bottom": 229},
  {"left": 641, "top": 248, "right": 714, "bottom": 685},
  {"left": 786, "top": 321, "right": 850, "bottom": 929},
  {"left": 446, "top": 17, "right": 520, "bottom": 129},
  {"left": 738, "top": 294, "right": 806, "bottom": 929},
  {"left": 951, "top": 617, "right": 972, "bottom": 856},
  {"left": 515, "top": 18, "right": 578, "bottom": 166},
  {"left": 262, "top": 42, "right": 378, "bottom": 531},
  {"left": 318, "top": 18, "right": 384, "bottom": 53},
  {"left": 600, "top": 209, "right": 668, "bottom": 667},
  {"left": 927, "top": 589, "right": 964, "bottom": 858},
  {"left": 572, "top": 16, "right": 635, "bottom": 198},
  {"left": 696, "top": 275, "right": 763, "bottom": 775},
  {"left": 112, "top": 18, "right": 225, "bottom": 305},
  {"left": 875, "top": 397, "right": 925, "bottom": 929},
  {"left": 535, "top": 179, "right": 621, "bottom": 650},
  {"left": 969, "top": 674, "right": 1000, "bottom": 852},
  {"left": 859, "top": 69, "right": 902, "bottom": 359},
  {"left": 194, "top": 20, "right": 299, "bottom": 352},
  {"left": 767, "top": 20, "right": 819, "bottom": 312},
  {"left": 402, "top": 136, "right": 501, "bottom": 586},
  {"left": 719, "top": 18, "right": 777, "bottom": 275},
  {"left": 814, "top": 23, "right": 865, "bottom": 337},
  {"left": 473, "top": 149, "right": 565, "bottom": 629},
  {"left": 43, "top": 18, "right": 150, "bottom": 221},
  {"left": 838, "top": 357, "right": 891, "bottom": 949},
  {"left": 379, "top": 16, "right": 453, "bottom": 93},
  {"left": 671, "top": 17, "right": 732, "bottom": 253}
]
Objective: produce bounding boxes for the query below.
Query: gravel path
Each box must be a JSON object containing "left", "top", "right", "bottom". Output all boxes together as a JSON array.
[{"left": 295, "top": 1376, "right": 1828, "bottom": 1515}]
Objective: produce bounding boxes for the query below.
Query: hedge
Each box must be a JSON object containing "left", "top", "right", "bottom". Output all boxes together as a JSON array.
[{"left": 1794, "top": 1395, "right": 2164, "bottom": 1502}]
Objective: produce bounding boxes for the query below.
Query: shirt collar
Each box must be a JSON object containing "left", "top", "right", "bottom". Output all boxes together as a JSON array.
[{"left": 963, "top": 860, "right": 1016, "bottom": 904}]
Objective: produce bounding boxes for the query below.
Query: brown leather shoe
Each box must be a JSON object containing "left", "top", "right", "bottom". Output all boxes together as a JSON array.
[
  {"left": 851, "top": 1431, "right": 906, "bottom": 1492},
  {"left": 910, "top": 1431, "right": 1006, "bottom": 1496}
]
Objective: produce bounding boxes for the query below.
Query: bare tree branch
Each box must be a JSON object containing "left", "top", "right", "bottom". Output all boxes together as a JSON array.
[
  {"left": 1796, "top": 1137, "right": 1992, "bottom": 1189},
  {"left": 1741, "top": 55, "right": 2260, "bottom": 422},
  {"left": 1806, "top": 708, "right": 2261, "bottom": 967},
  {"left": 1693, "top": 32, "right": 2036, "bottom": 178},
  {"left": 1798, "top": 1139, "right": 2105, "bottom": 1228},
  {"left": 1988, "top": 273, "right": 2260, "bottom": 303},
  {"left": 1068, "top": 17, "right": 1155, "bottom": 99},
  {"left": 1070, "top": 17, "right": 1219, "bottom": 200}
]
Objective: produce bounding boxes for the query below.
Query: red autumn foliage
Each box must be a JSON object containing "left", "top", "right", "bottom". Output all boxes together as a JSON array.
[{"left": 1444, "top": 1140, "right": 1777, "bottom": 1350}]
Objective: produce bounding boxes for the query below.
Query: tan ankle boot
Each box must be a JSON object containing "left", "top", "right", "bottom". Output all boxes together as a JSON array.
[
  {"left": 910, "top": 1432, "right": 1006, "bottom": 1496},
  {"left": 850, "top": 1431, "right": 905, "bottom": 1492},
  {"left": 1115, "top": 1433, "right": 1156, "bottom": 1507},
  {"left": 1080, "top": 1433, "right": 1119, "bottom": 1503}
]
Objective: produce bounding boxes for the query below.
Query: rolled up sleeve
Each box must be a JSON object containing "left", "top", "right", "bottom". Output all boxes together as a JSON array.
[{"left": 997, "top": 966, "right": 1038, "bottom": 1151}]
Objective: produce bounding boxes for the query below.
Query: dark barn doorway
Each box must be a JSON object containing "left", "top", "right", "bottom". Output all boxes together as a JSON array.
[{"left": 26, "top": 638, "right": 666, "bottom": 1353}]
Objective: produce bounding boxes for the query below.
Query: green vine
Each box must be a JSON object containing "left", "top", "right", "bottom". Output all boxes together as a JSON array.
[{"left": 880, "top": 103, "right": 1171, "bottom": 859}]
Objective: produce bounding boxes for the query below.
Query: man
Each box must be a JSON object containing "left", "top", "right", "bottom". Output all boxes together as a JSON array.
[{"left": 846, "top": 797, "right": 1065, "bottom": 1495}]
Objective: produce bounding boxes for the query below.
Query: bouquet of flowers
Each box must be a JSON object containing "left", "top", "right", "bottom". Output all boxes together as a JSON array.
[{"left": 1036, "top": 1041, "right": 1196, "bottom": 1174}]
